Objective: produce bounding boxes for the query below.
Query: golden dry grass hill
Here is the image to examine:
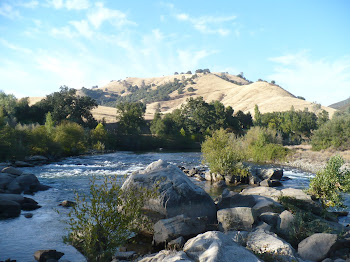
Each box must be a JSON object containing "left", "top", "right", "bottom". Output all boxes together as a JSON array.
[
  {"left": 30, "top": 72, "right": 337, "bottom": 123},
  {"left": 84, "top": 72, "right": 336, "bottom": 122}
]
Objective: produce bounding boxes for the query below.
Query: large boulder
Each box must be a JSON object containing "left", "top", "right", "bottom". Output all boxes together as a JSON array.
[
  {"left": 257, "top": 168, "right": 283, "bottom": 180},
  {"left": 217, "top": 207, "right": 257, "bottom": 231},
  {"left": 0, "top": 173, "right": 16, "bottom": 190},
  {"left": 241, "top": 187, "right": 282, "bottom": 201},
  {"left": 1, "top": 166, "right": 23, "bottom": 176},
  {"left": 0, "top": 200, "right": 21, "bottom": 218},
  {"left": 153, "top": 214, "right": 207, "bottom": 245},
  {"left": 139, "top": 250, "right": 193, "bottom": 262},
  {"left": 277, "top": 210, "right": 295, "bottom": 237},
  {"left": 298, "top": 233, "right": 338, "bottom": 261},
  {"left": 121, "top": 160, "right": 217, "bottom": 224},
  {"left": 247, "top": 229, "right": 297, "bottom": 261},
  {"left": 16, "top": 174, "right": 40, "bottom": 192},
  {"left": 183, "top": 231, "right": 262, "bottom": 262}
]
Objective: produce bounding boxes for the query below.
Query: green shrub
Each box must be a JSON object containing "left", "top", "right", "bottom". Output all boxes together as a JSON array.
[
  {"left": 28, "top": 125, "right": 61, "bottom": 156},
  {"left": 0, "top": 125, "right": 29, "bottom": 160},
  {"left": 201, "top": 129, "right": 246, "bottom": 176},
  {"left": 308, "top": 155, "right": 350, "bottom": 207},
  {"left": 54, "top": 121, "right": 87, "bottom": 156},
  {"left": 311, "top": 114, "right": 350, "bottom": 150},
  {"left": 64, "top": 176, "right": 156, "bottom": 262}
]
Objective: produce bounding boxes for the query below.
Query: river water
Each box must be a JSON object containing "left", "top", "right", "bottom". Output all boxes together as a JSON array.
[{"left": 0, "top": 151, "right": 347, "bottom": 261}]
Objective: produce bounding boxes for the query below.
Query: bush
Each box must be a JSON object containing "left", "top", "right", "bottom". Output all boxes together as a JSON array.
[
  {"left": 28, "top": 125, "right": 61, "bottom": 156},
  {"left": 64, "top": 176, "right": 156, "bottom": 262},
  {"left": 308, "top": 155, "right": 350, "bottom": 207},
  {"left": 311, "top": 114, "right": 350, "bottom": 150},
  {"left": 54, "top": 121, "right": 87, "bottom": 156},
  {"left": 201, "top": 129, "right": 246, "bottom": 176}
]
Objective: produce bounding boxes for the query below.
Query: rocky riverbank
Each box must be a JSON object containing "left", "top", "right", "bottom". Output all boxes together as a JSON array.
[{"left": 113, "top": 160, "right": 350, "bottom": 262}]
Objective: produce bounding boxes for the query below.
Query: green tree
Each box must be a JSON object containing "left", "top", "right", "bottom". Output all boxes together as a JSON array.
[
  {"left": 45, "top": 112, "right": 55, "bottom": 136},
  {"left": 90, "top": 123, "right": 108, "bottom": 150},
  {"left": 64, "top": 176, "right": 156, "bottom": 262},
  {"left": 54, "top": 121, "right": 86, "bottom": 155},
  {"left": 254, "top": 104, "right": 262, "bottom": 126},
  {"left": 116, "top": 102, "right": 146, "bottom": 135}
]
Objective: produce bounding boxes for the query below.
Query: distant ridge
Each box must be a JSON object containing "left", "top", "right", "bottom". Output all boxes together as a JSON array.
[
  {"left": 329, "top": 97, "right": 350, "bottom": 111},
  {"left": 30, "top": 72, "right": 337, "bottom": 123}
]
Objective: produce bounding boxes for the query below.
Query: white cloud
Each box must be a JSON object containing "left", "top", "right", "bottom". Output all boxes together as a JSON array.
[
  {"left": 177, "top": 49, "right": 217, "bottom": 69},
  {"left": 268, "top": 51, "right": 350, "bottom": 105},
  {"left": 0, "top": 3, "right": 20, "bottom": 19},
  {"left": 49, "top": 0, "right": 90, "bottom": 10},
  {"left": 87, "top": 2, "right": 136, "bottom": 29},
  {"left": 51, "top": 26, "right": 75, "bottom": 38},
  {"left": 70, "top": 20, "right": 93, "bottom": 38},
  {"left": 174, "top": 12, "right": 236, "bottom": 36},
  {"left": 18, "top": 1, "right": 39, "bottom": 9},
  {"left": 0, "top": 38, "right": 33, "bottom": 54}
]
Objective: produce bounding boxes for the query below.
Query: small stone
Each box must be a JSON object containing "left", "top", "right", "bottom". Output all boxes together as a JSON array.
[
  {"left": 34, "top": 250, "right": 64, "bottom": 262},
  {"left": 24, "top": 213, "right": 33, "bottom": 218},
  {"left": 59, "top": 200, "right": 76, "bottom": 207}
]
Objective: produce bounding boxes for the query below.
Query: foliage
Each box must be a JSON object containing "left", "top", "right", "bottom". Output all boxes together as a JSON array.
[
  {"left": 0, "top": 125, "right": 29, "bottom": 160},
  {"left": 244, "top": 126, "right": 287, "bottom": 162},
  {"left": 311, "top": 113, "right": 350, "bottom": 150},
  {"left": 278, "top": 196, "right": 332, "bottom": 247},
  {"left": 235, "top": 110, "right": 253, "bottom": 130},
  {"left": 201, "top": 129, "right": 247, "bottom": 176},
  {"left": 36, "top": 86, "right": 98, "bottom": 127},
  {"left": 54, "top": 121, "right": 87, "bottom": 156},
  {"left": 64, "top": 176, "right": 156, "bottom": 262},
  {"left": 90, "top": 123, "right": 108, "bottom": 150},
  {"left": 28, "top": 125, "right": 61, "bottom": 156},
  {"left": 45, "top": 112, "right": 55, "bottom": 135},
  {"left": 308, "top": 155, "right": 350, "bottom": 207},
  {"left": 116, "top": 102, "right": 146, "bottom": 135},
  {"left": 254, "top": 105, "right": 319, "bottom": 144}
]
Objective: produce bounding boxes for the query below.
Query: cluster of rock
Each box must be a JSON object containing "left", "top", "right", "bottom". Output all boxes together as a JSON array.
[
  {"left": 0, "top": 165, "right": 50, "bottom": 219},
  {"left": 183, "top": 164, "right": 287, "bottom": 188},
  {"left": 119, "top": 160, "right": 350, "bottom": 262}
]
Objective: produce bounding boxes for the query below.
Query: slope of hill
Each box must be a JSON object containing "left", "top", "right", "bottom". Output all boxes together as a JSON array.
[
  {"left": 85, "top": 72, "right": 336, "bottom": 122},
  {"left": 329, "top": 97, "right": 350, "bottom": 111}
]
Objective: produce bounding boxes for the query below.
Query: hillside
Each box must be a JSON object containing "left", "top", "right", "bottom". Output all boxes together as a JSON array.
[
  {"left": 81, "top": 72, "right": 336, "bottom": 122},
  {"left": 329, "top": 97, "right": 350, "bottom": 111}
]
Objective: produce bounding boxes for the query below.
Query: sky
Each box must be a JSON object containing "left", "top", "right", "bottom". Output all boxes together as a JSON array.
[{"left": 0, "top": 0, "right": 349, "bottom": 106}]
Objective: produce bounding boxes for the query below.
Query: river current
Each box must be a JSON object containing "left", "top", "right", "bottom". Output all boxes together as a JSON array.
[{"left": 0, "top": 151, "right": 347, "bottom": 261}]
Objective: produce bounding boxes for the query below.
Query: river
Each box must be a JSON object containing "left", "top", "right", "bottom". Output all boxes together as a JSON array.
[{"left": 0, "top": 151, "right": 348, "bottom": 261}]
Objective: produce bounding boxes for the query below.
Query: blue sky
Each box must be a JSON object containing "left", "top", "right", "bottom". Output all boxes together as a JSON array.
[{"left": 0, "top": 0, "right": 349, "bottom": 106}]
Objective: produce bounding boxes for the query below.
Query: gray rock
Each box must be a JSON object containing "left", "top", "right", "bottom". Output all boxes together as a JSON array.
[
  {"left": 168, "top": 236, "right": 185, "bottom": 250},
  {"left": 212, "top": 180, "right": 227, "bottom": 188},
  {"left": 247, "top": 229, "right": 297, "bottom": 261},
  {"left": 34, "top": 250, "right": 64, "bottom": 262},
  {"left": 153, "top": 214, "right": 207, "bottom": 245},
  {"left": 255, "top": 221, "right": 272, "bottom": 232},
  {"left": 217, "top": 207, "right": 257, "bottom": 231},
  {"left": 226, "top": 230, "right": 249, "bottom": 246},
  {"left": 139, "top": 250, "right": 193, "bottom": 262},
  {"left": 241, "top": 187, "right": 282, "bottom": 201},
  {"left": 121, "top": 160, "right": 217, "bottom": 224},
  {"left": 281, "top": 188, "right": 313, "bottom": 202},
  {"left": 217, "top": 191, "right": 256, "bottom": 210},
  {"left": 277, "top": 210, "right": 295, "bottom": 237},
  {"left": 7, "top": 180, "right": 22, "bottom": 194},
  {"left": 25, "top": 155, "right": 48, "bottom": 162},
  {"left": 259, "top": 212, "right": 279, "bottom": 228},
  {"left": 1, "top": 166, "right": 23, "bottom": 176},
  {"left": 24, "top": 213, "right": 33, "bottom": 218},
  {"left": 16, "top": 174, "right": 40, "bottom": 190},
  {"left": 204, "top": 171, "right": 212, "bottom": 181},
  {"left": 184, "top": 231, "right": 262, "bottom": 262},
  {"left": 0, "top": 193, "right": 25, "bottom": 203},
  {"left": 260, "top": 179, "right": 270, "bottom": 187},
  {"left": 15, "top": 161, "right": 34, "bottom": 167},
  {"left": 251, "top": 195, "right": 284, "bottom": 216},
  {"left": 298, "top": 233, "right": 338, "bottom": 261},
  {"left": 114, "top": 251, "right": 136, "bottom": 260},
  {"left": 59, "top": 200, "right": 76, "bottom": 207},
  {"left": 21, "top": 197, "right": 41, "bottom": 211},
  {"left": 257, "top": 168, "right": 283, "bottom": 180},
  {"left": 0, "top": 200, "right": 21, "bottom": 218},
  {"left": 0, "top": 173, "right": 16, "bottom": 189}
]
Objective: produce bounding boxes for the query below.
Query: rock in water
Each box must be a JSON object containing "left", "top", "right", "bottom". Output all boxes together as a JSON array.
[
  {"left": 34, "top": 250, "right": 64, "bottom": 262},
  {"left": 121, "top": 160, "right": 217, "bottom": 224}
]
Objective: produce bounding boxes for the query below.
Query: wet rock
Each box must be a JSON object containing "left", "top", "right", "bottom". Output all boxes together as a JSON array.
[
  {"left": 212, "top": 180, "right": 227, "bottom": 188},
  {"left": 241, "top": 186, "right": 282, "bottom": 201},
  {"left": 0, "top": 200, "right": 21, "bottom": 218},
  {"left": 0, "top": 173, "right": 16, "bottom": 190},
  {"left": 21, "top": 197, "right": 41, "bottom": 211},
  {"left": 121, "top": 160, "right": 217, "bottom": 226},
  {"left": 34, "top": 250, "right": 64, "bottom": 262},
  {"left": 24, "top": 213, "right": 33, "bottom": 218},
  {"left": 153, "top": 214, "right": 207, "bottom": 245},
  {"left": 259, "top": 212, "right": 279, "bottom": 228},
  {"left": 59, "top": 200, "right": 76, "bottom": 207},
  {"left": 1, "top": 167, "right": 23, "bottom": 176},
  {"left": 257, "top": 168, "right": 283, "bottom": 181},
  {"left": 217, "top": 207, "right": 257, "bottom": 231},
  {"left": 14, "top": 161, "right": 34, "bottom": 167},
  {"left": 183, "top": 231, "right": 262, "bottom": 262},
  {"left": 298, "top": 233, "right": 338, "bottom": 261}
]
